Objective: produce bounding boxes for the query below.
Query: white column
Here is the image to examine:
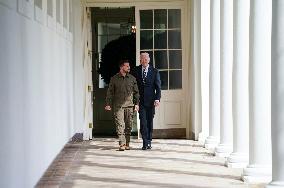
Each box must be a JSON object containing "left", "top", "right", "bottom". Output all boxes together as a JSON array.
[
  {"left": 215, "top": 0, "right": 233, "bottom": 157},
  {"left": 199, "top": 0, "right": 210, "bottom": 144},
  {"left": 266, "top": 1, "right": 284, "bottom": 187},
  {"left": 192, "top": 0, "right": 202, "bottom": 140},
  {"left": 242, "top": 0, "right": 272, "bottom": 183},
  {"left": 226, "top": 0, "right": 249, "bottom": 168},
  {"left": 205, "top": 0, "right": 220, "bottom": 149}
]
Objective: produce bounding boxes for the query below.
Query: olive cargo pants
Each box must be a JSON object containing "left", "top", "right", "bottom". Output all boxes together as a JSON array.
[{"left": 113, "top": 107, "right": 134, "bottom": 146}]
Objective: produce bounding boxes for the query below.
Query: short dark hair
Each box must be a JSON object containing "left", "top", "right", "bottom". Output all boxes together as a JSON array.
[{"left": 119, "top": 59, "right": 130, "bottom": 67}]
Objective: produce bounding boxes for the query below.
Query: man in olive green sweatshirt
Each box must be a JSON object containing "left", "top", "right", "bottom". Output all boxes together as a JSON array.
[{"left": 105, "top": 60, "right": 139, "bottom": 151}]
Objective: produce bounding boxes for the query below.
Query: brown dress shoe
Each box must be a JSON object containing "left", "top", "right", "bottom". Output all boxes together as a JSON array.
[
  {"left": 125, "top": 143, "right": 130, "bottom": 150},
  {"left": 119, "top": 145, "right": 125, "bottom": 151}
]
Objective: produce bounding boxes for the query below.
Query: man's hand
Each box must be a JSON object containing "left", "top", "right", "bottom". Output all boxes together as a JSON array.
[
  {"left": 105, "top": 105, "right": 111, "bottom": 111},
  {"left": 134, "top": 105, "right": 139, "bottom": 112},
  {"left": 154, "top": 100, "right": 160, "bottom": 107}
]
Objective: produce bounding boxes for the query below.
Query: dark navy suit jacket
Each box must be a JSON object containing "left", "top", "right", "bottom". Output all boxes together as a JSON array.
[{"left": 133, "top": 65, "right": 161, "bottom": 107}]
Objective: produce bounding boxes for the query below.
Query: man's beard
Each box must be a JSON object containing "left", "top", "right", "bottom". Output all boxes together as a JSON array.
[{"left": 122, "top": 69, "right": 130, "bottom": 74}]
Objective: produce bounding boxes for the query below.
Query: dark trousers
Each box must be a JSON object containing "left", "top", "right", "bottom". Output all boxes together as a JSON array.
[{"left": 139, "top": 105, "right": 155, "bottom": 147}]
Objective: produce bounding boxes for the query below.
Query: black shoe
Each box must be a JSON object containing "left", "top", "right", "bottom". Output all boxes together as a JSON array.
[
  {"left": 147, "top": 141, "right": 152, "bottom": 149},
  {"left": 142, "top": 146, "right": 147, "bottom": 150}
]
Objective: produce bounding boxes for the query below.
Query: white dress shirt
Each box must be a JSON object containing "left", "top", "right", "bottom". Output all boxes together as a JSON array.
[{"left": 142, "top": 64, "right": 149, "bottom": 78}]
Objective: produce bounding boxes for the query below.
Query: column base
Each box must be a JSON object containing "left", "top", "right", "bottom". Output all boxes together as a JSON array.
[
  {"left": 225, "top": 152, "right": 248, "bottom": 168},
  {"left": 266, "top": 181, "right": 284, "bottom": 187},
  {"left": 198, "top": 132, "right": 208, "bottom": 145},
  {"left": 204, "top": 136, "right": 219, "bottom": 149},
  {"left": 242, "top": 165, "right": 272, "bottom": 183},
  {"left": 215, "top": 143, "right": 233, "bottom": 157}
]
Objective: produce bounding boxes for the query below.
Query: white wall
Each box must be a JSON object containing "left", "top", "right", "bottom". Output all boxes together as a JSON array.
[
  {"left": 73, "top": 0, "right": 86, "bottom": 138},
  {"left": 0, "top": 0, "right": 85, "bottom": 187}
]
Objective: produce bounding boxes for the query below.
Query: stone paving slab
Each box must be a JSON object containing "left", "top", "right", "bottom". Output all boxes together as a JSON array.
[{"left": 36, "top": 138, "right": 265, "bottom": 188}]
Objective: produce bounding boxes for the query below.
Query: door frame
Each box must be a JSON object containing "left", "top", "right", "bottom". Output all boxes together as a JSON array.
[
  {"left": 135, "top": 4, "right": 189, "bottom": 138},
  {"left": 82, "top": 6, "right": 94, "bottom": 140},
  {"left": 85, "top": 0, "right": 192, "bottom": 139}
]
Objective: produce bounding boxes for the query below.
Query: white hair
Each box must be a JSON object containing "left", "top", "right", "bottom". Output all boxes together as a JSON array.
[{"left": 140, "top": 52, "right": 150, "bottom": 62}]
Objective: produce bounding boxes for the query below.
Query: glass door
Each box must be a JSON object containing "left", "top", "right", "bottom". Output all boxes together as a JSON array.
[{"left": 136, "top": 6, "right": 187, "bottom": 138}]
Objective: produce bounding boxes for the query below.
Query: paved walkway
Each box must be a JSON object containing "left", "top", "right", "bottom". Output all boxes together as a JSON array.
[{"left": 36, "top": 138, "right": 265, "bottom": 188}]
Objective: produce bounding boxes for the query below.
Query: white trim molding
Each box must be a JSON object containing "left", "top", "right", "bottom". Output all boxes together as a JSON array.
[{"left": 86, "top": 0, "right": 185, "bottom": 7}]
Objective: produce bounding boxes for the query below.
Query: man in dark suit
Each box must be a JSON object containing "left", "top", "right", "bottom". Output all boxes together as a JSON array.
[{"left": 133, "top": 52, "right": 161, "bottom": 150}]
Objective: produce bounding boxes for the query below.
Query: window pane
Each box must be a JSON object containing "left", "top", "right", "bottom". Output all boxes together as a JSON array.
[
  {"left": 108, "top": 23, "right": 121, "bottom": 35},
  {"left": 108, "top": 35, "right": 120, "bottom": 43},
  {"left": 140, "top": 30, "right": 153, "bottom": 50},
  {"left": 154, "top": 50, "right": 168, "bottom": 69},
  {"left": 148, "top": 51, "right": 154, "bottom": 66},
  {"left": 98, "top": 36, "right": 108, "bottom": 52},
  {"left": 120, "top": 25, "right": 130, "bottom": 35},
  {"left": 169, "top": 50, "right": 182, "bottom": 69},
  {"left": 168, "top": 9, "right": 181, "bottom": 28},
  {"left": 154, "top": 9, "right": 167, "bottom": 29},
  {"left": 140, "top": 10, "right": 153, "bottom": 29},
  {"left": 99, "top": 74, "right": 106, "bottom": 88},
  {"left": 168, "top": 30, "right": 181, "bottom": 49},
  {"left": 159, "top": 71, "right": 168, "bottom": 90},
  {"left": 98, "top": 23, "right": 108, "bottom": 35},
  {"left": 169, "top": 70, "right": 182, "bottom": 89},
  {"left": 154, "top": 30, "right": 167, "bottom": 49}
]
